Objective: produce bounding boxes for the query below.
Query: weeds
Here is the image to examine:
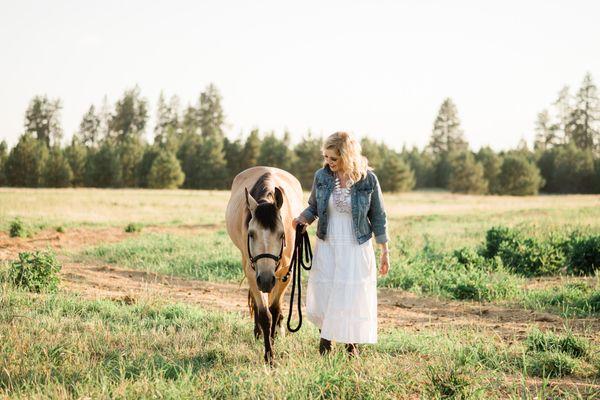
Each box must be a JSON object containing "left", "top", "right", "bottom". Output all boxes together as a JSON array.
[{"left": 8, "top": 251, "right": 61, "bottom": 292}]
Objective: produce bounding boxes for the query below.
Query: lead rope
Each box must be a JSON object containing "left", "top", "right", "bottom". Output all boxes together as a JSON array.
[{"left": 283, "top": 223, "right": 312, "bottom": 332}]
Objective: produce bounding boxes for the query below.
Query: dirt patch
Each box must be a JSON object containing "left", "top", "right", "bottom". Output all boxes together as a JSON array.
[{"left": 2, "top": 226, "right": 599, "bottom": 344}]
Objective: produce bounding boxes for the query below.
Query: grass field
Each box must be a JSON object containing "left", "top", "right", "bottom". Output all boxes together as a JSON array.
[{"left": 1, "top": 188, "right": 599, "bottom": 398}]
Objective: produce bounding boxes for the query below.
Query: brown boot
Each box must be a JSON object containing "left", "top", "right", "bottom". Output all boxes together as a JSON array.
[
  {"left": 345, "top": 343, "right": 359, "bottom": 357},
  {"left": 319, "top": 338, "right": 332, "bottom": 355}
]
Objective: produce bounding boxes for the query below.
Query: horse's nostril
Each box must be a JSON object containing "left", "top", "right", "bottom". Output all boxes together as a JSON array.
[{"left": 271, "top": 276, "right": 276, "bottom": 285}]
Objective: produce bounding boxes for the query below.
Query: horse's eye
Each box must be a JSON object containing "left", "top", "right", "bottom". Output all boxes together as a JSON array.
[{"left": 249, "top": 232, "right": 255, "bottom": 239}]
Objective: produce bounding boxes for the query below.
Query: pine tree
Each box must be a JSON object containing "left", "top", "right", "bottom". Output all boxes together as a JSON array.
[
  {"left": 77, "top": 105, "right": 101, "bottom": 147},
  {"left": 64, "top": 136, "right": 87, "bottom": 186},
  {"left": 240, "top": 129, "right": 261, "bottom": 170},
  {"left": 24, "top": 95, "right": 63, "bottom": 147},
  {"left": 84, "top": 140, "right": 122, "bottom": 187},
  {"left": 292, "top": 132, "right": 323, "bottom": 190},
  {"left": 378, "top": 151, "right": 415, "bottom": 192},
  {"left": 154, "top": 92, "right": 180, "bottom": 152},
  {"left": 476, "top": 146, "right": 502, "bottom": 194},
  {"left": 109, "top": 86, "right": 148, "bottom": 141},
  {"left": 403, "top": 146, "right": 435, "bottom": 188},
  {"left": 117, "top": 135, "right": 145, "bottom": 187},
  {"left": 199, "top": 83, "right": 225, "bottom": 139},
  {"left": 43, "top": 146, "right": 73, "bottom": 187},
  {"left": 566, "top": 73, "right": 600, "bottom": 151},
  {"left": 185, "top": 136, "right": 227, "bottom": 189},
  {"left": 497, "top": 154, "right": 544, "bottom": 195},
  {"left": 147, "top": 150, "right": 185, "bottom": 189},
  {"left": 427, "top": 98, "right": 469, "bottom": 155},
  {"left": 533, "top": 109, "right": 559, "bottom": 150},
  {"left": 0, "top": 140, "right": 7, "bottom": 186},
  {"left": 552, "top": 86, "right": 572, "bottom": 143},
  {"left": 223, "top": 136, "right": 244, "bottom": 186},
  {"left": 552, "top": 144, "right": 596, "bottom": 193},
  {"left": 5, "top": 133, "right": 49, "bottom": 187},
  {"left": 257, "top": 131, "right": 294, "bottom": 170},
  {"left": 447, "top": 151, "right": 488, "bottom": 194}
]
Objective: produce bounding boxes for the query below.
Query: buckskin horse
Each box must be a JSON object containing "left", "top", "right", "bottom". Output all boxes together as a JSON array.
[{"left": 225, "top": 166, "right": 303, "bottom": 363}]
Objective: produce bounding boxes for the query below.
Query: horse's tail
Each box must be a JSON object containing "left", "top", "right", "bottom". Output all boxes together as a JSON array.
[{"left": 247, "top": 290, "right": 254, "bottom": 318}]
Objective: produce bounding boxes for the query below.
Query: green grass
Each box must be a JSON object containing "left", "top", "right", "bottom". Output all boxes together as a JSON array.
[
  {"left": 75, "top": 231, "right": 242, "bottom": 282},
  {"left": 1, "top": 284, "right": 598, "bottom": 399}
]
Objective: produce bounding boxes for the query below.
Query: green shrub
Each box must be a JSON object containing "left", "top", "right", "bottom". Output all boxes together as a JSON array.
[
  {"left": 425, "top": 362, "right": 474, "bottom": 399},
  {"left": 525, "top": 328, "right": 589, "bottom": 358},
  {"left": 525, "top": 352, "right": 576, "bottom": 378},
  {"left": 481, "top": 226, "right": 566, "bottom": 277},
  {"left": 9, "top": 218, "right": 27, "bottom": 237},
  {"left": 55, "top": 226, "right": 65, "bottom": 233},
  {"left": 125, "top": 223, "right": 141, "bottom": 233},
  {"left": 566, "top": 233, "right": 600, "bottom": 275},
  {"left": 8, "top": 251, "right": 61, "bottom": 292}
]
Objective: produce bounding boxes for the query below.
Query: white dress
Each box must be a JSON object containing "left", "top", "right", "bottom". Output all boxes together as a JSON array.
[{"left": 306, "top": 188, "right": 378, "bottom": 344}]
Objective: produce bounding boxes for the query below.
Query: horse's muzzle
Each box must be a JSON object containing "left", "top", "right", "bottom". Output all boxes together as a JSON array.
[{"left": 256, "top": 272, "right": 276, "bottom": 293}]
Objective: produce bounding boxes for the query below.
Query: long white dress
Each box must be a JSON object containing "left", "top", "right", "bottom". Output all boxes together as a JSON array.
[{"left": 306, "top": 188, "right": 378, "bottom": 344}]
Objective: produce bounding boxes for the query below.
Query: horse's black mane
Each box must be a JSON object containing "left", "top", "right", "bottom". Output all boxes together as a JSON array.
[{"left": 246, "top": 172, "right": 278, "bottom": 231}]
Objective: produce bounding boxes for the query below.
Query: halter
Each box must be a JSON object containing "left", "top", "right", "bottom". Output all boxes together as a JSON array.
[{"left": 247, "top": 231, "right": 286, "bottom": 271}]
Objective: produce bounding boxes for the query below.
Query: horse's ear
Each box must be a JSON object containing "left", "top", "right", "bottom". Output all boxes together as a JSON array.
[
  {"left": 245, "top": 187, "right": 258, "bottom": 214},
  {"left": 274, "top": 186, "right": 284, "bottom": 210}
]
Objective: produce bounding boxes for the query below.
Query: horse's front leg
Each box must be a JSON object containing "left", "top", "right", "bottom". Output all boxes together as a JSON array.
[
  {"left": 256, "top": 306, "right": 273, "bottom": 364},
  {"left": 269, "top": 302, "right": 283, "bottom": 340}
]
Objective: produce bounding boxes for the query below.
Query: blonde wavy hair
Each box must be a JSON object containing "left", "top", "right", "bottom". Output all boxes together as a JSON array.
[{"left": 322, "top": 132, "right": 371, "bottom": 183}]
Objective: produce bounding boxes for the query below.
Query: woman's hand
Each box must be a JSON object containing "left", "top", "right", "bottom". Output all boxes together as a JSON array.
[
  {"left": 379, "top": 252, "right": 390, "bottom": 276},
  {"left": 292, "top": 217, "right": 307, "bottom": 233}
]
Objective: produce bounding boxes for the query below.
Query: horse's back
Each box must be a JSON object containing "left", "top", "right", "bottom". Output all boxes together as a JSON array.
[{"left": 226, "top": 166, "right": 304, "bottom": 250}]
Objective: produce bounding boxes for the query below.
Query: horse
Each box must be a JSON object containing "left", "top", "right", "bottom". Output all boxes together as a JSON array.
[{"left": 225, "top": 166, "right": 304, "bottom": 364}]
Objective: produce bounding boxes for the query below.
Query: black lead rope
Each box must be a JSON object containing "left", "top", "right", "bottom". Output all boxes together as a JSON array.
[{"left": 283, "top": 223, "right": 313, "bottom": 332}]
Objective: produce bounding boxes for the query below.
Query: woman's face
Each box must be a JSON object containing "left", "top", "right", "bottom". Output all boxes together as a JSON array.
[{"left": 323, "top": 148, "right": 342, "bottom": 173}]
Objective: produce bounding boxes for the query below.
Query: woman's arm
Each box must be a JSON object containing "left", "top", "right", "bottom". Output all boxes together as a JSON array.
[
  {"left": 367, "top": 172, "right": 388, "bottom": 244},
  {"left": 293, "top": 171, "right": 319, "bottom": 229}
]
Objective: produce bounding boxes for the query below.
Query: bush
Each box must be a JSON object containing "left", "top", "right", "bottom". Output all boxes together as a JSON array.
[
  {"left": 447, "top": 151, "right": 488, "bottom": 194},
  {"left": 566, "top": 233, "right": 600, "bottom": 275},
  {"left": 9, "top": 218, "right": 27, "bottom": 238},
  {"left": 147, "top": 150, "right": 185, "bottom": 189},
  {"left": 481, "top": 226, "right": 566, "bottom": 277},
  {"left": 125, "top": 223, "right": 141, "bottom": 233},
  {"left": 8, "top": 251, "right": 61, "bottom": 292}
]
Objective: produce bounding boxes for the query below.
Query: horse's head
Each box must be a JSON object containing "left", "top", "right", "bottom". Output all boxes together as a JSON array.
[{"left": 245, "top": 186, "right": 286, "bottom": 293}]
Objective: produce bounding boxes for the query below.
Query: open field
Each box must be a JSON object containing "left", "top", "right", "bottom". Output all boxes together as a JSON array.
[{"left": 1, "top": 189, "right": 599, "bottom": 398}]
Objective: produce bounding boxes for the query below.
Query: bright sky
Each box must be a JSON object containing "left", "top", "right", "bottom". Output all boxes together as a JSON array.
[{"left": 1, "top": 0, "right": 599, "bottom": 151}]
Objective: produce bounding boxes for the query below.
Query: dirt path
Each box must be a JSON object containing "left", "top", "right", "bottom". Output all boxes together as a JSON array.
[{"left": 2, "top": 227, "right": 599, "bottom": 342}]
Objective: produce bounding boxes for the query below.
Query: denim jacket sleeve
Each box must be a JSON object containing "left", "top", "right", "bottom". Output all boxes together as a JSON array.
[
  {"left": 367, "top": 172, "right": 388, "bottom": 244},
  {"left": 298, "top": 171, "right": 318, "bottom": 224}
]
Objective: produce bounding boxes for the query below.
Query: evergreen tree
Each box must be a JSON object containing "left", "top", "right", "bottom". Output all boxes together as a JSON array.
[
  {"left": 360, "top": 137, "right": 385, "bottom": 171},
  {"left": 5, "top": 133, "right": 49, "bottom": 187},
  {"left": 109, "top": 86, "right": 148, "bottom": 141},
  {"left": 497, "top": 154, "right": 544, "bottom": 195},
  {"left": 403, "top": 146, "right": 435, "bottom": 188},
  {"left": 378, "top": 151, "right": 415, "bottom": 192},
  {"left": 257, "top": 131, "right": 294, "bottom": 170},
  {"left": 240, "top": 129, "right": 261, "bottom": 170},
  {"left": 117, "top": 135, "right": 145, "bottom": 187},
  {"left": 199, "top": 83, "right": 225, "bottom": 139},
  {"left": 77, "top": 105, "right": 102, "bottom": 147},
  {"left": 84, "top": 140, "right": 122, "bottom": 187},
  {"left": 536, "top": 147, "right": 559, "bottom": 192},
  {"left": 43, "top": 146, "right": 73, "bottom": 187},
  {"left": 223, "top": 136, "right": 244, "bottom": 186},
  {"left": 154, "top": 92, "right": 180, "bottom": 153},
  {"left": 147, "top": 150, "right": 185, "bottom": 189},
  {"left": 64, "top": 136, "right": 87, "bottom": 186},
  {"left": 427, "top": 98, "right": 469, "bottom": 155},
  {"left": 137, "top": 145, "right": 160, "bottom": 188},
  {"left": 476, "top": 146, "right": 502, "bottom": 194},
  {"left": 184, "top": 136, "right": 227, "bottom": 189},
  {"left": 552, "top": 86, "right": 572, "bottom": 143},
  {"left": 533, "top": 109, "right": 559, "bottom": 150},
  {"left": 24, "top": 95, "right": 63, "bottom": 147},
  {"left": 566, "top": 73, "right": 600, "bottom": 151},
  {"left": 0, "top": 140, "right": 7, "bottom": 186},
  {"left": 447, "top": 151, "right": 488, "bottom": 194},
  {"left": 292, "top": 132, "right": 323, "bottom": 190},
  {"left": 552, "top": 144, "right": 596, "bottom": 193}
]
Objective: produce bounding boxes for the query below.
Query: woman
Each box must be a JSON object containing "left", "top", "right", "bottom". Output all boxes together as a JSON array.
[{"left": 292, "top": 131, "right": 390, "bottom": 357}]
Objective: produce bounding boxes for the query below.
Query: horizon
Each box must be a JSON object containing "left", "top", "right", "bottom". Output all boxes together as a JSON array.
[{"left": 1, "top": 0, "right": 599, "bottom": 151}]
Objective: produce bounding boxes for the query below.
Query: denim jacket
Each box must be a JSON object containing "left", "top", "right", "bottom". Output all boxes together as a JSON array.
[{"left": 299, "top": 165, "right": 388, "bottom": 245}]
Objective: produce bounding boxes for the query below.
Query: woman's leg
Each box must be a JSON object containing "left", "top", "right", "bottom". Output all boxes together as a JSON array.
[
  {"left": 345, "top": 343, "right": 359, "bottom": 357},
  {"left": 318, "top": 329, "right": 332, "bottom": 355}
]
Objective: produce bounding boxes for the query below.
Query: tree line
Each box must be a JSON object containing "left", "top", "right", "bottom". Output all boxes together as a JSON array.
[{"left": 0, "top": 74, "right": 599, "bottom": 194}]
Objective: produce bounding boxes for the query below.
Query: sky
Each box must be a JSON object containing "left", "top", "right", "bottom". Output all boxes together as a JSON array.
[{"left": 1, "top": 0, "right": 599, "bottom": 151}]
